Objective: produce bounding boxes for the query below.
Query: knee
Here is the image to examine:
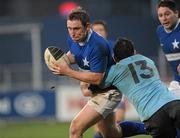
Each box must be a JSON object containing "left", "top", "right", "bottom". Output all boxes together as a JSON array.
[{"left": 70, "top": 119, "right": 82, "bottom": 137}]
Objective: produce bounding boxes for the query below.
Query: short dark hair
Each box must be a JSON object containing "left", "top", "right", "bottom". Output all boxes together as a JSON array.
[
  {"left": 113, "top": 37, "right": 134, "bottom": 61},
  {"left": 92, "top": 20, "right": 108, "bottom": 33},
  {"left": 68, "top": 6, "right": 90, "bottom": 27},
  {"left": 157, "top": 0, "right": 177, "bottom": 12}
]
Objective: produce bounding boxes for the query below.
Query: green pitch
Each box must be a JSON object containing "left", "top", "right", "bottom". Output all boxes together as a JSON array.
[{"left": 0, "top": 121, "right": 152, "bottom": 138}]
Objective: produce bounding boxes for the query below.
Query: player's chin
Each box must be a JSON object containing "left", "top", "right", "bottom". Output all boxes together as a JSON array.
[
  {"left": 72, "top": 37, "right": 80, "bottom": 42},
  {"left": 164, "top": 24, "right": 172, "bottom": 30},
  {"left": 71, "top": 37, "right": 79, "bottom": 41}
]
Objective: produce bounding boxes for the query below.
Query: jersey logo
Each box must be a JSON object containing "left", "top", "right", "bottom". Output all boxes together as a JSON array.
[
  {"left": 82, "top": 57, "right": 89, "bottom": 67},
  {"left": 172, "top": 39, "right": 179, "bottom": 49}
]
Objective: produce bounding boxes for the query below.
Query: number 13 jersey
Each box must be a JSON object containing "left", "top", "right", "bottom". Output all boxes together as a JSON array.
[{"left": 101, "top": 54, "right": 179, "bottom": 121}]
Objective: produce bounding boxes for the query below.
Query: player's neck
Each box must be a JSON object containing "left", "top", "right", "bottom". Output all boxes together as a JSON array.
[
  {"left": 165, "top": 19, "right": 180, "bottom": 33},
  {"left": 79, "top": 29, "right": 92, "bottom": 46}
]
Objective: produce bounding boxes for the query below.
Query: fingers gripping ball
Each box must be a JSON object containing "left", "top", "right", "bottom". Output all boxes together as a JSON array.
[{"left": 44, "top": 46, "right": 70, "bottom": 69}]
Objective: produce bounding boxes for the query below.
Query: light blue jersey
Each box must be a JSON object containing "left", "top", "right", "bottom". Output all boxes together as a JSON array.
[{"left": 101, "top": 54, "right": 179, "bottom": 121}]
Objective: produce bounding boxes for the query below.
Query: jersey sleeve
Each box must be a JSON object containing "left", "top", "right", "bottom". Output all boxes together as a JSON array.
[
  {"left": 67, "top": 36, "right": 72, "bottom": 52},
  {"left": 99, "top": 66, "right": 114, "bottom": 88},
  {"left": 89, "top": 43, "right": 108, "bottom": 73}
]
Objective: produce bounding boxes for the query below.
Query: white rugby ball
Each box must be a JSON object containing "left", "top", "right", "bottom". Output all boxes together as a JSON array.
[{"left": 44, "top": 46, "right": 70, "bottom": 69}]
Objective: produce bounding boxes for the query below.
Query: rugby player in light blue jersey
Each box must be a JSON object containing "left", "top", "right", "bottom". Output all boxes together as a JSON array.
[
  {"left": 156, "top": 0, "right": 180, "bottom": 94},
  {"left": 99, "top": 37, "right": 180, "bottom": 138},
  {"left": 91, "top": 20, "right": 147, "bottom": 138}
]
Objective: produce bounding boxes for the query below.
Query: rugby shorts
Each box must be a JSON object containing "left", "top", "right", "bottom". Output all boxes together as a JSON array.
[{"left": 87, "top": 89, "right": 121, "bottom": 118}]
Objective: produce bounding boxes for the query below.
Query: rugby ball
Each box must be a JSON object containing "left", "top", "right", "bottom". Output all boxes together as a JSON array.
[{"left": 44, "top": 46, "right": 70, "bottom": 69}]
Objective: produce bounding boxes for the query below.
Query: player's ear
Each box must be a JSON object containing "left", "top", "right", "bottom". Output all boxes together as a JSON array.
[
  {"left": 175, "top": 10, "right": 179, "bottom": 18},
  {"left": 86, "top": 23, "right": 91, "bottom": 30},
  {"left": 113, "top": 55, "right": 118, "bottom": 63}
]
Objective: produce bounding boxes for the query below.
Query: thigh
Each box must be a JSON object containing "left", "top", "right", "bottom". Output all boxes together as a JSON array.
[
  {"left": 96, "top": 112, "right": 116, "bottom": 132},
  {"left": 96, "top": 112, "right": 122, "bottom": 138},
  {"left": 89, "top": 90, "right": 122, "bottom": 137},
  {"left": 88, "top": 90, "right": 121, "bottom": 118},
  {"left": 144, "top": 106, "right": 176, "bottom": 138},
  {"left": 167, "top": 100, "right": 180, "bottom": 129},
  {"left": 72, "top": 103, "right": 103, "bottom": 133}
]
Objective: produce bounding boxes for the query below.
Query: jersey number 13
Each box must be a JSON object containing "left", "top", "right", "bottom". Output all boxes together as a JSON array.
[{"left": 128, "top": 60, "right": 154, "bottom": 84}]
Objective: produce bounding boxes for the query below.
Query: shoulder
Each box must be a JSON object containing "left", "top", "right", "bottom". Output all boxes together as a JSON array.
[
  {"left": 176, "top": 21, "right": 180, "bottom": 31},
  {"left": 134, "top": 54, "right": 152, "bottom": 61},
  {"left": 90, "top": 32, "right": 110, "bottom": 51},
  {"left": 91, "top": 32, "right": 108, "bottom": 45},
  {"left": 119, "top": 54, "right": 152, "bottom": 65},
  {"left": 136, "top": 54, "right": 156, "bottom": 66},
  {"left": 108, "top": 40, "right": 115, "bottom": 48},
  {"left": 156, "top": 25, "right": 164, "bottom": 35}
]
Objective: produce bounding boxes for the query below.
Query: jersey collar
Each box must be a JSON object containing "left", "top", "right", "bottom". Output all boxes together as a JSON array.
[{"left": 78, "top": 29, "right": 92, "bottom": 46}]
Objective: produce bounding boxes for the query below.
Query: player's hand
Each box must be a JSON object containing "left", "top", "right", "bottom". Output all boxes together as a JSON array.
[
  {"left": 80, "top": 82, "right": 93, "bottom": 97},
  {"left": 49, "top": 57, "right": 71, "bottom": 76},
  {"left": 177, "top": 64, "right": 180, "bottom": 76}
]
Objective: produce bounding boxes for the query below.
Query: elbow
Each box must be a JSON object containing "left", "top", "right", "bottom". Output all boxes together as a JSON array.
[
  {"left": 92, "top": 73, "right": 104, "bottom": 85},
  {"left": 93, "top": 78, "right": 102, "bottom": 85}
]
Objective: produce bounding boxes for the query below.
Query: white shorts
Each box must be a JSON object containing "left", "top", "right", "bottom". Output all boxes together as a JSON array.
[
  {"left": 87, "top": 89, "right": 121, "bottom": 118},
  {"left": 114, "top": 95, "right": 126, "bottom": 111}
]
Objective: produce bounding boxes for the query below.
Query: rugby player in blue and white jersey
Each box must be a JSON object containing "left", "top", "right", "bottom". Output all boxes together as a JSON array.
[
  {"left": 99, "top": 37, "right": 180, "bottom": 138},
  {"left": 50, "top": 7, "right": 122, "bottom": 138},
  {"left": 156, "top": 0, "right": 180, "bottom": 95}
]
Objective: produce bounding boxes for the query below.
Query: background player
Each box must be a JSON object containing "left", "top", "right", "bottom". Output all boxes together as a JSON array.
[
  {"left": 156, "top": 1, "right": 180, "bottom": 137},
  {"left": 156, "top": 0, "right": 180, "bottom": 95}
]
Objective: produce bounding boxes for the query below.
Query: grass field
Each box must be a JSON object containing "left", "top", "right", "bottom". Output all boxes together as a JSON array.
[{"left": 0, "top": 121, "right": 152, "bottom": 138}]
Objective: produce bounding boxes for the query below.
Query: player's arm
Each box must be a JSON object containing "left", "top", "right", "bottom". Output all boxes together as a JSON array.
[
  {"left": 50, "top": 59, "right": 104, "bottom": 85},
  {"left": 63, "top": 67, "right": 104, "bottom": 85},
  {"left": 80, "top": 81, "right": 93, "bottom": 97},
  {"left": 177, "top": 63, "right": 180, "bottom": 75}
]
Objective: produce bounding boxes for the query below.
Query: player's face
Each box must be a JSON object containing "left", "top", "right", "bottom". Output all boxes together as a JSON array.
[
  {"left": 67, "top": 19, "right": 89, "bottom": 42},
  {"left": 92, "top": 24, "right": 107, "bottom": 38},
  {"left": 157, "top": 7, "right": 179, "bottom": 31}
]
